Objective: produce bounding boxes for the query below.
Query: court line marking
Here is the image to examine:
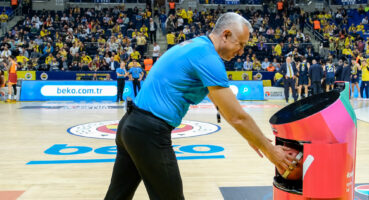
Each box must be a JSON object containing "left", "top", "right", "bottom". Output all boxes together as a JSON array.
[{"left": 26, "top": 155, "right": 225, "bottom": 165}]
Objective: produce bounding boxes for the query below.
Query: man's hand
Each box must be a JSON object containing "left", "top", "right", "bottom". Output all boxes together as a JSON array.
[{"left": 264, "top": 145, "right": 296, "bottom": 171}]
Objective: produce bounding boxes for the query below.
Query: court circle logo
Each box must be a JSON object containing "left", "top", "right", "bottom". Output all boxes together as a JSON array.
[{"left": 67, "top": 120, "right": 220, "bottom": 139}]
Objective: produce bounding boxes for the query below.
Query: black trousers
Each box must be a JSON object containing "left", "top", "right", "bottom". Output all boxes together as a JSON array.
[
  {"left": 117, "top": 79, "right": 125, "bottom": 101},
  {"left": 360, "top": 81, "right": 369, "bottom": 98},
  {"left": 311, "top": 81, "right": 321, "bottom": 95},
  {"left": 104, "top": 105, "right": 184, "bottom": 200},
  {"left": 284, "top": 77, "right": 297, "bottom": 102},
  {"left": 133, "top": 78, "right": 141, "bottom": 97},
  {"left": 149, "top": 30, "right": 156, "bottom": 43}
]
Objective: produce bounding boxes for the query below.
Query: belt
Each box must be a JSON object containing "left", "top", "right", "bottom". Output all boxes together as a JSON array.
[{"left": 131, "top": 103, "right": 174, "bottom": 130}]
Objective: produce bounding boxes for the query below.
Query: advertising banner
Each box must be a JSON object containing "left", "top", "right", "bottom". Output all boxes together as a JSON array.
[
  {"left": 20, "top": 80, "right": 264, "bottom": 102},
  {"left": 263, "top": 86, "right": 285, "bottom": 100},
  {"left": 35, "top": 71, "right": 117, "bottom": 80},
  {"left": 4, "top": 71, "right": 36, "bottom": 82},
  {"left": 20, "top": 81, "right": 136, "bottom": 101},
  {"left": 229, "top": 80, "right": 264, "bottom": 100}
]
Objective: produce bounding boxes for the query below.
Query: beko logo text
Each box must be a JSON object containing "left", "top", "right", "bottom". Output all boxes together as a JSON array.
[{"left": 27, "top": 144, "right": 225, "bottom": 165}]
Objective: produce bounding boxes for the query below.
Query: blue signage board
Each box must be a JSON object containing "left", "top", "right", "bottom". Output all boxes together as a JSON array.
[
  {"left": 20, "top": 80, "right": 264, "bottom": 102},
  {"left": 20, "top": 80, "right": 137, "bottom": 101}
]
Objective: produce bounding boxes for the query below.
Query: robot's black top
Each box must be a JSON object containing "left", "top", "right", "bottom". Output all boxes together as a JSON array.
[{"left": 269, "top": 91, "right": 340, "bottom": 125}]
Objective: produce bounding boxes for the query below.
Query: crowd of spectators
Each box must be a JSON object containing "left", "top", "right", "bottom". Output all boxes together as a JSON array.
[
  {"left": 162, "top": 1, "right": 316, "bottom": 72},
  {"left": 0, "top": 5, "right": 162, "bottom": 72},
  {"left": 308, "top": 5, "right": 369, "bottom": 63},
  {"left": 1, "top": 0, "right": 369, "bottom": 77}
]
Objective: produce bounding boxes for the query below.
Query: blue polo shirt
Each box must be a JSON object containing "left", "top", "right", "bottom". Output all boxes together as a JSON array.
[
  {"left": 116, "top": 68, "right": 126, "bottom": 79},
  {"left": 134, "top": 36, "right": 229, "bottom": 127},
  {"left": 128, "top": 67, "right": 143, "bottom": 79}
]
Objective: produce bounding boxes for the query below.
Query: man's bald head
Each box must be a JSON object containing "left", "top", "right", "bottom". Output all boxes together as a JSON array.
[{"left": 211, "top": 12, "right": 253, "bottom": 35}]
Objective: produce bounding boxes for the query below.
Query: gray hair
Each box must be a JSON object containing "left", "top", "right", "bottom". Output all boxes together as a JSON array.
[{"left": 212, "top": 12, "right": 253, "bottom": 35}]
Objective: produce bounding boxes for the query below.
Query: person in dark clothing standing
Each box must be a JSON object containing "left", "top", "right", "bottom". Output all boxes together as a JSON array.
[
  {"left": 116, "top": 61, "right": 128, "bottom": 102},
  {"left": 335, "top": 59, "right": 343, "bottom": 81},
  {"left": 280, "top": 56, "right": 298, "bottom": 103},
  {"left": 297, "top": 57, "right": 310, "bottom": 99},
  {"left": 341, "top": 60, "right": 351, "bottom": 82},
  {"left": 128, "top": 60, "right": 144, "bottom": 97},
  {"left": 309, "top": 59, "right": 324, "bottom": 95},
  {"left": 148, "top": 18, "right": 158, "bottom": 44}
]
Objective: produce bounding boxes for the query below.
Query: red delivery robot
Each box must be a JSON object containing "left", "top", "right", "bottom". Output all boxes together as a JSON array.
[{"left": 269, "top": 82, "right": 357, "bottom": 200}]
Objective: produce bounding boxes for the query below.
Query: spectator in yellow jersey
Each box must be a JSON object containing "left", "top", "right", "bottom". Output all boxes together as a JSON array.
[
  {"left": 16, "top": 53, "right": 29, "bottom": 67},
  {"left": 113, "top": 52, "right": 120, "bottom": 63},
  {"left": 187, "top": 7, "right": 193, "bottom": 24},
  {"left": 130, "top": 48, "right": 141, "bottom": 61},
  {"left": 288, "top": 25, "right": 297, "bottom": 36},
  {"left": 145, "top": 8, "right": 152, "bottom": 18},
  {"left": 55, "top": 39, "right": 63, "bottom": 49},
  {"left": 356, "top": 22, "right": 364, "bottom": 32},
  {"left": 140, "top": 25, "right": 148, "bottom": 38},
  {"left": 81, "top": 52, "right": 92, "bottom": 66},
  {"left": 98, "top": 36, "right": 106, "bottom": 45},
  {"left": 112, "top": 24, "right": 120, "bottom": 34},
  {"left": 45, "top": 53, "right": 54, "bottom": 65},
  {"left": 176, "top": 30, "right": 186, "bottom": 43},
  {"left": 274, "top": 42, "right": 282, "bottom": 57},
  {"left": 180, "top": 8, "right": 188, "bottom": 24},
  {"left": 132, "top": 29, "right": 139, "bottom": 38},
  {"left": 128, "top": 58, "right": 142, "bottom": 69},
  {"left": 136, "top": 32, "right": 147, "bottom": 56},
  {"left": 59, "top": 48, "right": 68, "bottom": 58},
  {"left": 348, "top": 23, "right": 356, "bottom": 33},
  {"left": 275, "top": 27, "right": 282, "bottom": 40},
  {"left": 40, "top": 27, "right": 50, "bottom": 37},
  {"left": 0, "top": 11, "right": 8, "bottom": 35},
  {"left": 253, "top": 58, "right": 262, "bottom": 71},
  {"left": 342, "top": 46, "right": 353, "bottom": 59},
  {"left": 167, "top": 31, "right": 176, "bottom": 49}
]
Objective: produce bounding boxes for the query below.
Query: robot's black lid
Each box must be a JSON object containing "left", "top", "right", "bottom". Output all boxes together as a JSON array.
[{"left": 269, "top": 91, "right": 340, "bottom": 125}]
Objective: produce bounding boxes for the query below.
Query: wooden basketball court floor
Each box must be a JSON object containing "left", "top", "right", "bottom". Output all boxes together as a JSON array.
[{"left": 0, "top": 99, "right": 369, "bottom": 200}]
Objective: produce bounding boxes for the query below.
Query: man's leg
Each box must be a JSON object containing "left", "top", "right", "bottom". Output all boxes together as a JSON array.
[
  {"left": 137, "top": 80, "right": 141, "bottom": 93},
  {"left": 284, "top": 78, "right": 291, "bottom": 102},
  {"left": 122, "top": 110, "right": 184, "bottom": 200},
  {"left": 133, "top": 79, "right": 138, "bottom": 97},
  {"left": 360, "top": 81, "right": 364, "bottom": 98},
  {"left": 117, "top": 80, "right": 122, "bottom": 101},
  {"left": 104, "top": 114, "right": 142, "bottom": 200},
  {"left": 153, "top": 30, "right": 157, "bottom": 43},
  {"left": 291, "top": 78, "right": 297, "bottom": 101},
  {"left": 149, "top": 32, "right": 153, "bottom": 44}
]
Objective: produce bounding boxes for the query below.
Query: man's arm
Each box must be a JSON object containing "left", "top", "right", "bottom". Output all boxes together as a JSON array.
[
  {"left": 208, "top": 86, "right": 294, "bottom": 171},
  {"left": 139, "top": 70, "right": 144, "bottom": 81},
  {"left": 280, "top": 64, "right": 286, "bottom": 76},
  {"left": 116, "top": 70, "right": 123, "bottom": 77}
]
